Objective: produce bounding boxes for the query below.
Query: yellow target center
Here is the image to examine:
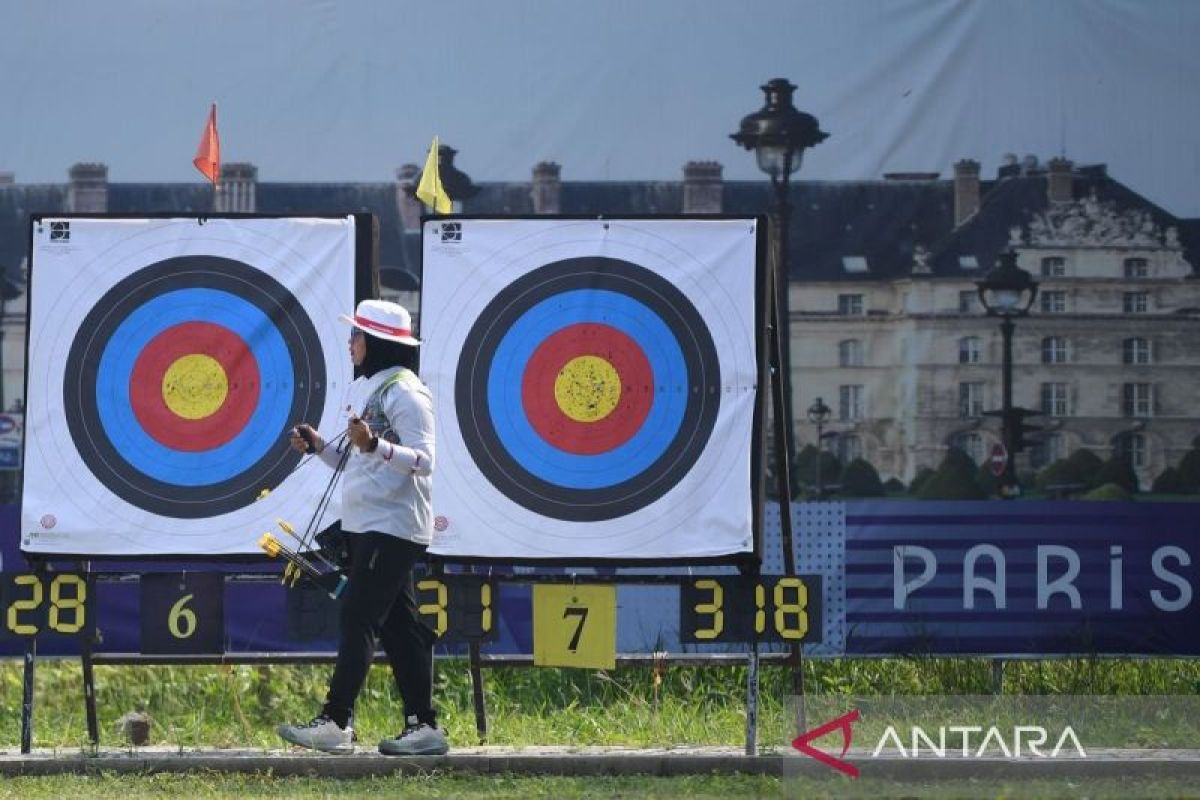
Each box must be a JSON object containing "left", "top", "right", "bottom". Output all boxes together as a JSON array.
[
  {"left": 162, "top": 354, "right": 228, "bottom": 419},
  {"left": 554, "top": 355, "right": 621, "bottom": 422}
]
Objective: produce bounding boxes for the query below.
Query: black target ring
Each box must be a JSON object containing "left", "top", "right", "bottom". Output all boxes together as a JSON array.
[
  {"left": 63, "top": 255, "right": 326, "bottom": 518},
  {"left": 456, "top": 256, "right": 721, "bottom": 521}
]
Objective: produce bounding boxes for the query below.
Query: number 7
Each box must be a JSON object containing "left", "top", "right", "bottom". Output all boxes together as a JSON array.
[{"left": 563, "top": 606, "right": 588, "bottom": 651}]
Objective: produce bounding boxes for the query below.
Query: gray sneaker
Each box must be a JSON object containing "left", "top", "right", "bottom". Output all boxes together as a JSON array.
[
  {"left": 378, "top": 715, "right": 449, "bottom": 755},
  {"left": 277, "top": 714, "right": 354, "bottom": 754}
]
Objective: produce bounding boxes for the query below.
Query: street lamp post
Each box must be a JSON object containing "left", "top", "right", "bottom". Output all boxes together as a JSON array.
[
  {"left": 732, "top": 79, "right": 829, "bottom": 503},
  {"left": 807, "top": 397, "right": 832, "bottom": 499},
  {"left": 976, "top": 250, "right": 1039, "bottom": 499},
  {"left": 733, "top": 80, "right": 827, "bottom": 746}
]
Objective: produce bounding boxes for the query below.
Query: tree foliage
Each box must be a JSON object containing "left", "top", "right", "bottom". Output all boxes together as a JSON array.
[
  {"left": 1151, "top": 466, "right": 1185, "bottom": 494},
  {"left": 840, "top": 458, "right": 885, "bottom": 497},
  {"left": 1096, "top": 455, "right": 1139, "bottom": 493},
  {"left": 1176, "top": 446, "right": 1200, "bottom": 493},
  {"left": 1082, "top": 482, "right": 1132, "bottom": 502},
  {"left": 908, "top": 467, "right": 936, "bottom": 496},
  {"left": 916, "top": 448, "right": 988, "bottom": 500},
  {"left": 1035, "top": 448, "right": 1104, "bottom": 492}
]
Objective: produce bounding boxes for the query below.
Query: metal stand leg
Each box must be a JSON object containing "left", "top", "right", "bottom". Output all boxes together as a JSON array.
[
  {"left": 992, "top": 658, "right": 1005, "bottom": 694},
  {"left": 469, "top": 640, "right": 488, "bottom": 743},
  {"left": 793, "top": 643, "right": 807, "bottom": 734},
  {"left": 744, "top": 645, "right": 759, "bottom": 756},
  {"left": 82, "top": 640, "right": 99, "bottom": 746},
  {"left": 21, "top": 638, "right": 36, "bottom": 754}
]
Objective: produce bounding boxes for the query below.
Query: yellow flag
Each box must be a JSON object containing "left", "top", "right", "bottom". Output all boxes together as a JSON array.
[{"left": 415, "top": 135, "right": 452, "bottom": 213}]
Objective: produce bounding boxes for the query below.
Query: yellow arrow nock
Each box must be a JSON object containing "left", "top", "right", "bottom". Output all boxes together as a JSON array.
[{"left": 259, "top": 532, "right": 281, "bottom": 558}]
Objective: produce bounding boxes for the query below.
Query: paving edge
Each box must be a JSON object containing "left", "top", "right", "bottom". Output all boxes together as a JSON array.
[{"left": 2, "top": 749, "right": 1200, "bottom": 780}]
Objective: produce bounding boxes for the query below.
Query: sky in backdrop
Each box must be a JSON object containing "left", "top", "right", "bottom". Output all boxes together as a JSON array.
[{"left": 2, "top": 0, "right": 1198, "bottom": 216}]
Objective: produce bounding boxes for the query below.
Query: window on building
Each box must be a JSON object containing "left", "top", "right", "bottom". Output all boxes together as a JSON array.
[
  {"left": 1041, "top": 336, "right": 1070, "bottom": 364},
  {"left": 958, "top": 382, "right": 985, "bottom": 418},
  {"left": 839, "top": 385, "right": 864, "bottom": 421},
  {"left": 1041, "top": 256, "right": 1066, "bottom": 277},
  {"left": 1122, "top": 383, "right": 1154, "bottom": 417},
  {"left": 1123, "top": 337, "right": 1152, "bottom": 365},
  {"left": 1114, "top": 432, "right": 1148, "bottom": 469},
  {"left": 837, "top": 434, "right": 863, "bottom": 463},
  {"left": 838, "top": 294, "right": 864, "bottom": 316},
  {"left": 1029, "top": 432, "right": 1067, "bottom": 471},
  {"left": 958, "top": 336, "right": 981, "bottom": 364},
  {"left": 1040, "top": 290, "right": 1066, "bottom": 313},
  {"left": 950, "top": 432, "right": 984, "bottom": 465},
  {"left": 842, "top": 256, "right": 869, "bottom": 274},
  {"left": 1124, "top": 258, "right": 1149, "bottom": 278},
  {"left": 959, "top": 255, "right": 979, "bottom": 270},
  {"left": 1123, "top": 291, "right": 1149, "bottom": 313},
  {"left": 1041, "top": 382, "right": 1071, "bottom": 417},
  {"left": 838, "top": 339, "right": 863, "bottom": 367},
  {"left": 958, "top": 290, "right": 977, "bottom": 313}
]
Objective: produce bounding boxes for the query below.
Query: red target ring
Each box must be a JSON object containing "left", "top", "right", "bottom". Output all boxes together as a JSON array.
[
  {"left": 521, "top": 322, "right": 653, "bottom": 455},
  {"left": 128, "top": 321, "right": 260, "bottom": 451}
]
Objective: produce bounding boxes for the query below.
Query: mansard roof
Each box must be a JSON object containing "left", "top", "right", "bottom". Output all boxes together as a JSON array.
[
  {"left": 0, "top": 163, "right": 1194, "bottom": 289},
  {"left": 930, "top": 167, "right": 1192, "bottom": 277}
]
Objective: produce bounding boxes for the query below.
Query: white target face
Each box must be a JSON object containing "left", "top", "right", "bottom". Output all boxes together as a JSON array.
[
  {"left": 22, "top": 217, "right": 356, "bottom": 556},
  {"left": 422, "top": 217, "right": 760, "bottom": 561}
]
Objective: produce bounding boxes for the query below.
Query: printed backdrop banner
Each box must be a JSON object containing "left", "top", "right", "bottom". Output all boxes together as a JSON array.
[
  {"left": 22, "top": 216, "right": 356, "bottom": 556},
  {"left": 421, "top": 217, "right": 760, "bottom": 561},
  {"left": 838, "top": 501, "right": 1200, "bottom": 656}
]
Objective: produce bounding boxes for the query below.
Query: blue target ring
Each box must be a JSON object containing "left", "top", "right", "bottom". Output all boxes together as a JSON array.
[
  {"left": 96, "top": 288, "right": 292, "bottom": 486},
  {"left": 487, "top": 289, "right": 687, "bottom": 488},
  {"left": 456, "top": 256, "right": 721, "bottom": 522}
]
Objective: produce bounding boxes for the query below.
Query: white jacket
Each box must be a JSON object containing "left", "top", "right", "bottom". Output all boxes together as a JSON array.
[{"left": 317, "top": 367, "right": 434, "bottom": 544}]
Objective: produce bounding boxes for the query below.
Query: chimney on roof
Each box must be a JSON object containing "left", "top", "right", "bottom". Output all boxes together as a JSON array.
[
  {"left": 682, "top": 161, "right": 723, "bottom": 214},
  {"left": 997, "top": 153, "right": 1020, "bottom": 179},
  {"left": 216, "top": 162, "right": 257, "bottom": 213},
  {"left": 1047, "top": 157, "right": 1074, "bottom": 203},
  {"left": 952, "top": 159, "right": 980, "bottom": 227},
  {"left": 395, "top": 163, "right": 423, "bottom": 231},
  {"left": 67, "top": 162, "right": 108, "bottom": 213},
  {"left": 531, "top": 162, "right": 561, "bottom": 214}
]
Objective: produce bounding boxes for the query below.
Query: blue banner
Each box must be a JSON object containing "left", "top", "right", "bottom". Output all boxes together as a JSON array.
[{"left": 842, "top": 501, "right": 1198, "bottom": 656}]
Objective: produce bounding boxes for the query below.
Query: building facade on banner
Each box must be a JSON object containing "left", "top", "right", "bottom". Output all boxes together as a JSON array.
[{"left": 0, "top": 155, "right": 1197, "bottom": 489}]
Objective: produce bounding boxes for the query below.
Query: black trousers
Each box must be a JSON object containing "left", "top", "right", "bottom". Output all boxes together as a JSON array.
[{"left": 321, "top": 531, "right": 437, "bottom": 728}]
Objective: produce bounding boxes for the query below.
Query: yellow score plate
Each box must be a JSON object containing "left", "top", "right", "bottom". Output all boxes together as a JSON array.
[{"left": 532, "top": 584, "right": 616, "bottom": 669}]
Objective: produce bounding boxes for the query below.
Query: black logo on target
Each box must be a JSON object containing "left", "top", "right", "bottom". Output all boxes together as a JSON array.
[
  {"left": 456, "top": 256, "right": 721, "bottom": 521},
  {"left": 64, "top": 256, "right": 326, "bottom": 518}
]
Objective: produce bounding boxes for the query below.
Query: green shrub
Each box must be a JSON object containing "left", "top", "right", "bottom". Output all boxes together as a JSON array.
[
  {"left": 840, "top": 458, "right": 885, "bottom": 497},
  {"left": 1082, "top": 482, "right": 1132, "bottom": 501},
  {"left": 975, "top": 462, "right": 1000, "bottom": 497},
  {"left": 1036, "top": 448, "right": 1104, "bottom": 492},
  {"left": 883, "top": 477, "right": 906, "bottom": 495},
  {"left": 1097, "top": 456, "right": 1139, "bottom": 493},
  {"left": 916, "top": 448, "right": 988, "bottom": 500},
  {"left": 1152, "top": 466, "right": 1185, "bottom": 494},
  {"left": 1177, "top": 447, "right": 1200, "bottom": 492},
  {"left": 908, "top": 466, "right": 936, "bottom": 495}
]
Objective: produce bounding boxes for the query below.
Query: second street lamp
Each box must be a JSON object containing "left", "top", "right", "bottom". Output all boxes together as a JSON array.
[
  {"left": 976, "top": 250, "right": 1039, "bottom": 498},
  {"left": 807, "top": 397, "right": 832, "bottom": 499}
]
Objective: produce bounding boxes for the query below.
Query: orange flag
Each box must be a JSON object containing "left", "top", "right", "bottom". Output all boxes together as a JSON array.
[{"left": 193, "top": 103, "right": 220, "bottom": 185}]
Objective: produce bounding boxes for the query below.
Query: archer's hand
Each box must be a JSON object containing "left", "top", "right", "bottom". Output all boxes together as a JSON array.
[
  {"left": 289, "top": 424, "right": 323, "bottom": 454},
  {"left": 348, "top": 417, "right": 376, "bottom": 452}
]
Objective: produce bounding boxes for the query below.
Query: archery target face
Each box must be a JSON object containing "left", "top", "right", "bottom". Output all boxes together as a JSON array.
[
  {"left": 22, "top": 217, "right": 356, "bottom": 556},
  {"left": 423, "top": 218, "right": 760, "bottom": 561}
]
